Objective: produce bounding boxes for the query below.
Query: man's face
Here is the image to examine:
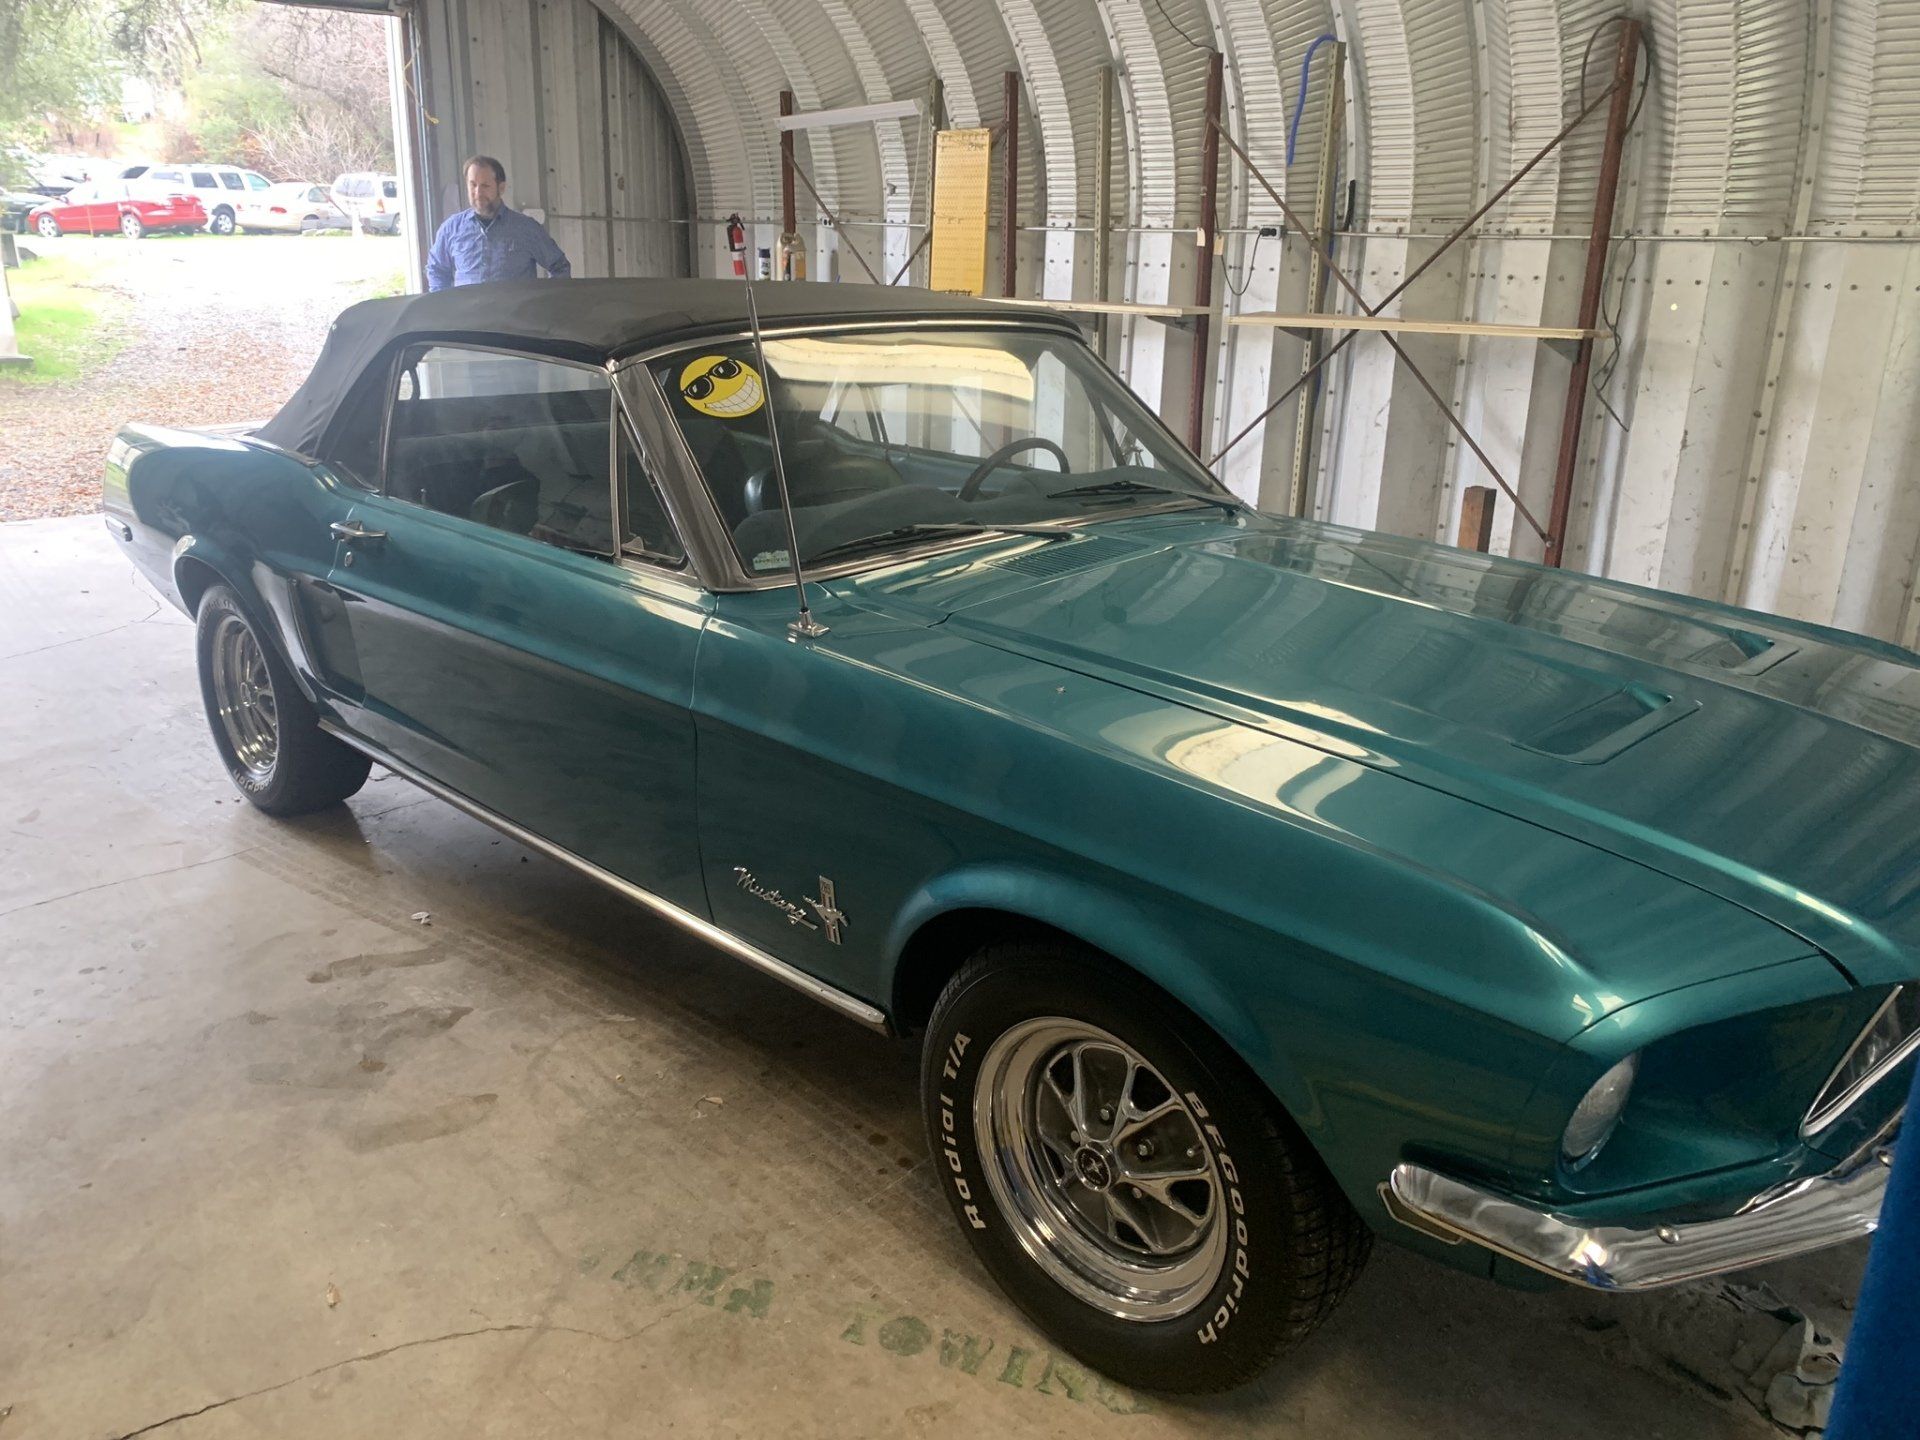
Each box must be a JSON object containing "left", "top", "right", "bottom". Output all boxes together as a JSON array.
[{"left": 467, "top": 164, "right": 502, "bottom": 218}]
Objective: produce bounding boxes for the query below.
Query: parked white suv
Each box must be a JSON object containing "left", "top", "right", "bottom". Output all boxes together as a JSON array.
[
  {"left": 330, "top": 172, "right": 403, "bottom": 234},
  {"left": 119, "top": 162, "right": 272, "bottom": 235}
]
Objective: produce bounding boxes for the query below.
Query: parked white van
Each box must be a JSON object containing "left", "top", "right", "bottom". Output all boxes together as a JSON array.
[
  {"left": 118, "top": 162, "right": 273, "bottom": 235},
  {"left": 330, "top": 172, "right": 403, "bottom": 235}
]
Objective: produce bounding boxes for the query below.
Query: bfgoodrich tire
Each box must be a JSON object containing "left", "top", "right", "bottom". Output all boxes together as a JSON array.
[
  {"left": 194, "top": 584, "right": 371, "bottom": 816},
  {"left": 922, "top": 943, "right": 1370, "bottom": 1393}
]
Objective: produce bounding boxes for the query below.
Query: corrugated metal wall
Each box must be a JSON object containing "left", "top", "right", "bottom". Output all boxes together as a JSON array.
[
  {"left": 402, "top": 0, "right": 1920, "bottom": 647},
  {"left": 411, "top": 0, "right": 693, "bottom": 280}
]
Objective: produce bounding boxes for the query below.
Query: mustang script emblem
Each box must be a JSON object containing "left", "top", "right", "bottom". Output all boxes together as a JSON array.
[
  {"left": 730, "top": 868, "right": 846, "bottom": 944},
  {"left": 732, "top": 868, "right": 815, "bottom": 930}
]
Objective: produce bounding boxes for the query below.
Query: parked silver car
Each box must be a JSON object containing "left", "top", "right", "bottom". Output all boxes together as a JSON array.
[{"left": 242, "top": 182, "right": 350, "bottom": 234}]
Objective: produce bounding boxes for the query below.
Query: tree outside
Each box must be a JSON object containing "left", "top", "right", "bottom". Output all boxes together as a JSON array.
[{"left": 3, "top": 0, "right": 394, "bottom": 187}]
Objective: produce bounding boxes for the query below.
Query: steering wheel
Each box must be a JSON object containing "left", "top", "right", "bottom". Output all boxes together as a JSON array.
[{"left": 956, "top": 437, "right": 1071, "bottom": 502}]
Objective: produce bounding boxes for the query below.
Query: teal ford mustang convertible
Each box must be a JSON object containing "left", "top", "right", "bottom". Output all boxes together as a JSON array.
[{"left": 105, "top": 279, "right": 1911, "bottom": 1391}]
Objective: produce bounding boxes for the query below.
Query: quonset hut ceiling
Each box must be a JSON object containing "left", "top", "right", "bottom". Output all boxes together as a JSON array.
[{"left": 399, "top": 0, "right": 1920, "bottom": 646}]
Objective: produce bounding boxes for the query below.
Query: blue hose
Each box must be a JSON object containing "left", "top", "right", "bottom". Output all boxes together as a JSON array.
[{"left": 1287, "top": 34, "right": 1339, "bottom": 166}]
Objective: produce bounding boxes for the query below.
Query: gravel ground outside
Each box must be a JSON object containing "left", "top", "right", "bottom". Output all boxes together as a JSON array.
[{"left": 0, "top": 232, "right": 404, "bottom": 521}]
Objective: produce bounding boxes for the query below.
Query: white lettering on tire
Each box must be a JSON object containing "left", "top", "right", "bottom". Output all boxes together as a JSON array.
[
  {"left": 940, "top": 1033, "right": 987, "bottom": 1229},
  {"left": 1186, "top": 1090, "right": 1250, "bottom": 1346}
]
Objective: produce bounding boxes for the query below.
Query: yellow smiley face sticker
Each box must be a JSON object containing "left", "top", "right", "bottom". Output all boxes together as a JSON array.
[{"left": 678, "top": 354, "right": 765, "bottom": 419}]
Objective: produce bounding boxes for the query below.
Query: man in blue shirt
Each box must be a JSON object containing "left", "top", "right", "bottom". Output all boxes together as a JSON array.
[{"left": 425, "top": 155, "right": 572, "bottom": 291}]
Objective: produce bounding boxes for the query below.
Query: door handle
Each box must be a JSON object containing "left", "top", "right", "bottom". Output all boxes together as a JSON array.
[{"left": 330, "top": 520, "right": 387, "bottom": 544}]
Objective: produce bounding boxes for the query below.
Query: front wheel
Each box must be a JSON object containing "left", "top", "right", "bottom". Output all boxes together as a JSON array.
[
  {"left": 120, "top": 211, "right": 145, "bottom": 239},
  {"left": 922, "top": 943, "right": 1370, "bottom": 1393},
  {"left": 36, "top": 214, "right": 60, "bottom": 238},
  {"left": 195, "top": 584, "right": 371, "bottom": 815}
]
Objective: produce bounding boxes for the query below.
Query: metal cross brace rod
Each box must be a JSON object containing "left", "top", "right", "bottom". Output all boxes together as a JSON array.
[
  {"left": 1208, "top": 76, "right": 1623, "bottom": 486},
  {"left": 784, "top": 155, "right": 885, "bottom": 286},
  {"left": 1211, "top": 122, "right": 1563, "bottom": 541},
  {"left": 890, "top": 229, "right": 932, "bottom": 286}
]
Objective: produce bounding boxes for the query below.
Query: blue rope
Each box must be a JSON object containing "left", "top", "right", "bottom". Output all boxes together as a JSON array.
[{"left": 1286, "top": 34, "right": 1339, "bottom": 166}]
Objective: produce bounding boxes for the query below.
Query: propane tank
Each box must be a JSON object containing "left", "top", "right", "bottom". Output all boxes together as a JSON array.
[{"left": 725, "top": 213, "right": 747, "bottom": 279}]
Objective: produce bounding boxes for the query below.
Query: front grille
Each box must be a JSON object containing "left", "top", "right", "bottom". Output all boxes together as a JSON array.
[{"left": 1804, "top": 985, "right": 1920, "bottom": 1136}]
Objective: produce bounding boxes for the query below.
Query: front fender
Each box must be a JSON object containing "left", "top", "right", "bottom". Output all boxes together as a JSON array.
[{"left": 885, "top": 861, "right": 1315, "bottom": 1129}]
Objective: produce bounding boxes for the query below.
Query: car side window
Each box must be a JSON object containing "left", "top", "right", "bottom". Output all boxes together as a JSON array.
[
  {"left": 152, "top": 170, "right": 182, "bottom": 185},
  {"left": 220, "top": 172, "right": 244, "bottom": 190},
  {"left": 245, "top": 173, "right": 270, "bottom": 191},
  {"left": 618, "top": 424, "right": 687, "bottom": 568},
  {"left": 191, "top": 170, "right": 215, "bottom": 188},
  {"left": 386, "top": 345, "right": 617, "bottom": 557}
]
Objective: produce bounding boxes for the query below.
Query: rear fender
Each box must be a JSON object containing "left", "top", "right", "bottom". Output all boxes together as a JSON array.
[
  {"left": 171, "top": 534, "right": 323, "bottom": 705},
  {"left": 110, "top": 429, "right": 340, "bottom": 701}
]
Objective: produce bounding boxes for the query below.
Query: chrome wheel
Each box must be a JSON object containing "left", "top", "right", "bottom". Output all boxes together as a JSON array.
[
  {"left": 975, "top": 1018, "right": 1226, "bottom": 1321},
  {"left": 209, "top": 613, "right": 278, "bottom": 781}
]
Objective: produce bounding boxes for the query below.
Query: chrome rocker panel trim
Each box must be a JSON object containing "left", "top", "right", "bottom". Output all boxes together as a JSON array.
[
  {"left": 1383, "top": 1139, "right": 1894, "bottom": 1292},
  {"left": 318, "top": 721, "right": 892, "bottom": 1035}
]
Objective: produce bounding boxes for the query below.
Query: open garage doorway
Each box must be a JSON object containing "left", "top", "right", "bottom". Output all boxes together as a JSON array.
[{"left": 0, "top": 0, "right": 692, "bottom": 522}]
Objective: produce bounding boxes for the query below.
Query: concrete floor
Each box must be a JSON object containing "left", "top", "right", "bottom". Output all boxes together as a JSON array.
[{"left": 0, "top": 514, "right": 1867, "bottom": 1438}]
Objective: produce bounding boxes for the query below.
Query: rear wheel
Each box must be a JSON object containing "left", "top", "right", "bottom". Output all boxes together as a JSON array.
[
  {"left": 209, "top": 207, "right": 235, "bottom": 236},
  {"left": 922, "top": 943, "right": 1370, "bottom": 1393},
  {"left": 35, "top": 213, "right": 59, "bottom": 238},
  {"left": 195, "top": 584, "right": 371, "bottom": 816},
  {"left": 120, "top": 211, "right": 145, "bottom": 239}
]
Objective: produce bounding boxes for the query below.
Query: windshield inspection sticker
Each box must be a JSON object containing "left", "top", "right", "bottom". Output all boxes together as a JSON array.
[{"left": 680, "top": 354, "right": 765, "bottom": 418}]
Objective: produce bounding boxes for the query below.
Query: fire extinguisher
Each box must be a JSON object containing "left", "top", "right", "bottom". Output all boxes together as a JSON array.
[{"left": 726, "top": 214, "right": 747, "bottom": 279}]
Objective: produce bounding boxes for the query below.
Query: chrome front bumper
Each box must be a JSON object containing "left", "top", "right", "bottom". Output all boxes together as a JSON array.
[{"left": 1384, "top": 1142, "right": 1893, "bottom": 1292}]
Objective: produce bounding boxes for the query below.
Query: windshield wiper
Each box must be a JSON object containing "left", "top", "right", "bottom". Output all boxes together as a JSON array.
[
  {"left": 1047, "top": 478, "right": 1244, "bottom": 514},
  {"left": 804, "top": 522, "right": 1075, "bottom": 569}
]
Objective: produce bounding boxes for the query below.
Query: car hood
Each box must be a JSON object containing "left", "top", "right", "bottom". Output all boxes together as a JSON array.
[{"left": 849, "top": 512, "right": 1920, "bottom": 988}]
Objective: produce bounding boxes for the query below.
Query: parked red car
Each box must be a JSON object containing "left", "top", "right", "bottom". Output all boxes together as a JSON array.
[{"left": 28, "top": 181, "right": 206, "bottom": 239}]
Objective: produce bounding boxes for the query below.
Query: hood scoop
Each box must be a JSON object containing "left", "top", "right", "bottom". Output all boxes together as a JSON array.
[
  {"left": 991, "top": 535, "right": 1148, "bottom": 581},
  {"left": 1515, "top": 685, "right": 1699, "bottom": 765}
]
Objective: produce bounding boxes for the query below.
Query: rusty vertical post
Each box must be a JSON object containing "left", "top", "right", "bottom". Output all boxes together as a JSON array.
[
  {"left": 1094, "top": 64, "right": 1115, "bottom": 358},
  {"left": 1189, "top": 50, "right": 1224, "bottom": 454},
  {"left": 1002, "top": 70, "right": 1020, "bottom": 297},
  {"left": 1289, "top": 41, "right": 1345, "bottom": 516},
  {"left": 1457, "top": 485, "right": 1496, "bottom": 552},
  {"left": 1544, "top": 19, "right": 1640, "bottom": 568},
  {"left": 779, "top": 90, "right": 797, "bottom": 278}
]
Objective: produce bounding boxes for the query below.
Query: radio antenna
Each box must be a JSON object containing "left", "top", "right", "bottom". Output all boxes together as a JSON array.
[{"left": 742, "top": 266, "right": 826, "bottom": 641}]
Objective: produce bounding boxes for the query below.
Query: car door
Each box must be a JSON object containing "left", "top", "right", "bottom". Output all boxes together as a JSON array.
[
  {"left": 317, "top": 343, "right": 711, "bottom": 911},
  {"left": 85, "top": 182, "right": 126, "bottom": 233},
  {"left": 218, "top": 169, "right": 248, "bottom": 220},
  {"left": 242, "top": 172, "right": 274, "bottom": 226}
]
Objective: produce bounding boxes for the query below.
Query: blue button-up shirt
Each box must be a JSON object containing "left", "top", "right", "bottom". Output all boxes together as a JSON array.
[{"left": 425, "top": 206, "right": 572, "bottom": 291}]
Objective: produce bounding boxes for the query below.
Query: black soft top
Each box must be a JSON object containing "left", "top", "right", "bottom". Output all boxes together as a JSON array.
[{"left": 255, "top": 277, "right": 1063, "bottom": 457}]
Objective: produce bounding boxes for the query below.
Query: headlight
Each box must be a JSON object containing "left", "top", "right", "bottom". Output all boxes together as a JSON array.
[
  {"left": 1804, "top": 985, "right": 1920, "bottom": 1136},
  {"left": 1562, "top": 1054, "right": 1639, "bottom": 1168}
]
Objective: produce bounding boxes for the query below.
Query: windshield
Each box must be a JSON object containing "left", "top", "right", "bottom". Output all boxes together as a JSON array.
[{"left": 648, "top": 327, "right": 1232, "bottom": 576}]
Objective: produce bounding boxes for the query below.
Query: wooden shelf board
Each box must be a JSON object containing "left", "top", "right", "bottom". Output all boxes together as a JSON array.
[
  {"left": 997, "top": 297, "right": 1210, "bottom": 319},
  {"left": 1230, "top": 312, "right": 1596, "bottom": 341}
]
